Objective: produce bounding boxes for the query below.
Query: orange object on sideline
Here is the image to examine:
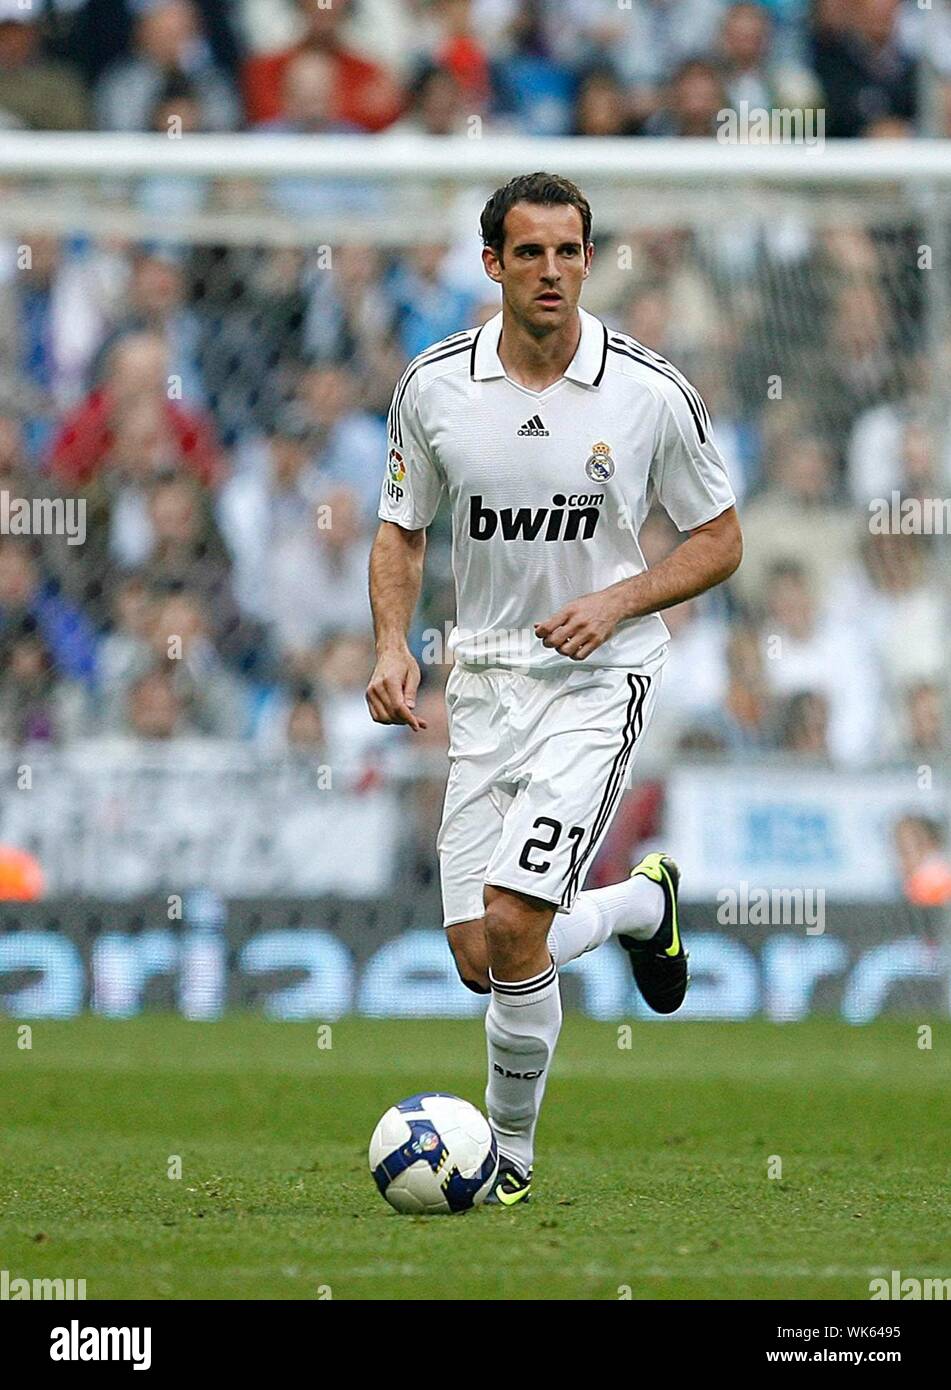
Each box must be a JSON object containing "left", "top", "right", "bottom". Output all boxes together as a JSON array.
[
  {"left": 0, "top": 846, "right": 44, "bottom": 900},
  {"left": 905, "top": 857, "right": 951, "bottom": 908}
]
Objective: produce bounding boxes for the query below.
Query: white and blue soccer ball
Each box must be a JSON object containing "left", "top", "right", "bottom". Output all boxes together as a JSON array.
[{"left": 369, "top": 1093, "right": 498, "bottom": 1215}]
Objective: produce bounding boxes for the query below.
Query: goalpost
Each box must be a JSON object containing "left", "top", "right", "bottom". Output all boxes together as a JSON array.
[{"left": 1, "top": 133, "right": 949, "bottom": 443}]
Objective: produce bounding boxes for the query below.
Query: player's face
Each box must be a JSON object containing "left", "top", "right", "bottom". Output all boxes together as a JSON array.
[{"left": 483, "top": 202, "right": 592, "bottom": 335}]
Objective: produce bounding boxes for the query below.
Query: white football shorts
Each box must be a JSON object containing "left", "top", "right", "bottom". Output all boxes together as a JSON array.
[{"left": 437, "top": 655, "right": 665, "bottom": 927}]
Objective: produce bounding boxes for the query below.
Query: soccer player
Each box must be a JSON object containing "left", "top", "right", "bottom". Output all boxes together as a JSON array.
[{"left": 366, "top": 173, "right": 742, "bottom": 1205}]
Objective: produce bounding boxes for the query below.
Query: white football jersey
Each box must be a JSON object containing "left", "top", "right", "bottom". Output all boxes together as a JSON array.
[{"left": 378, "top": 307, "right": 736, "bottom": 670}]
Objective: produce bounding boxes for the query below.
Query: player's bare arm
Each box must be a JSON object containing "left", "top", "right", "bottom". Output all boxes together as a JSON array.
[
  {"left": 536, "top": 504, "right": 743, "bottom": 661},
  {"left": 366, "top": 519, "right": 428, "bottom": 731}
]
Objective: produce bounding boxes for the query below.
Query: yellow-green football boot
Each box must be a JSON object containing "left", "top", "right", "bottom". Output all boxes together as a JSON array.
[
  {"left": 618, "top": 852, "right": 688, "bottom": 1014},
  {"left": 484, "top": 1160, "right": 533, "bottom": 1207}
]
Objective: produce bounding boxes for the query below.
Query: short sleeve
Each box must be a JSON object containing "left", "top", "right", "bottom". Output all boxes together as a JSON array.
[
  {"left": 378, "top": 372, "right": 445, "bottom": 530},
  {"left": 649, "top": 374, "right": 736, "bottom": 532}
]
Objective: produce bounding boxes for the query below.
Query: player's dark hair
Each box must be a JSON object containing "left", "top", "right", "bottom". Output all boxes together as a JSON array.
[{"left": 480, "top": 172, "right": 592, "bottom": 259}]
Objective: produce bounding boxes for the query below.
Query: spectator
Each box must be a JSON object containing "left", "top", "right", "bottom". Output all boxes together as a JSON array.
[
  {"left": 485, "top": 0, "right": 575, "bottom": 135},
  {"left": 775, "top": 688, "right": 830, "bottom": 758},
  {"left": 294, "top": 364, "right": 387, "bottom": 522},
  {"left": 50, "top": 333, "right": 223, "bottom": 489},
  {"left": 313, "top": 627, "right": 393, "bottom": 767},
  {"left": 138, "top": 474, "right": 251, "bottom": 665},
  {"left": 718, "top": 1, "right": 819, "bottom": 112},
  {"left": 815, "top": 277, "right": 902, "bottom": 448},
  {"left": 571, "top": 67, "right": 640, "bottom": 136},
  {"left": 0, "top": 406, "right": 71, "bottom": 569},
  {"left": 811, "top": 0, "right": 916, "bottom": 136},
  {"left": 258, "top": 50, "right": 383, "bottom": 221},
  {"left": 847, "top": 406, "right": 948, "bottom": 508},
  {"left": 0, "top": 622, "right": 89, "bottom": 743},
  {"left": 188, "top": 246, "right": 308, "bottom": 444},
  {"left": 218, "top": 407, "right": 321, "bottom": 621},
  {"left": 0, "top": 405, "right": 35, "bottom": 490},
  {"left": 136, "top": 73, "right": 218, "bottom": 221},
  {"left": 243, "top": 0, "right": 404, "bottom": 131},
  {"left": 720, "top": 2, "right": 777, "bottom": 109},
  {"left": 302, "top": 243, "right": 396, "bottom": 373},
  {"left": 830, "top": 531, "right": 946, "bottom": 696},
  {"left": 760, "top": 559, "right": 880, "bottom": 764},
  {"left": 285, "top": 681, "right": 327, "bottom": 751},
  {"left": 644, "top": 59, "right": 730, "bottom": 137},
  {"left": 722, "top": 623, "right": 771, "bottom": 747},
  {"left": 267, "top": 485, "right": 372, "bottom": 662},
  {"left": 91, "top": 248, "right": 204, "bottom": 410},
  {"left": 95, "top": 0, "right": 240, "bottom": 132},
  {"left": 123, "top": 665, "right": 193, "bottom": 740},
  {"left": 257, "top": 48, "right": 360, "bottom": 134},
  {"left": 426, "top": 0, "right": 492, "bottom": 111},
  {"left": 0, "top": 233, "right": 123, "bottom": 415},
  {"left": 255, "top": 627, "right": 389, "bottom": 764},
  {"left": 98, "top": 572, "right": 157, "bottom": 693},
  {"left": 0, "top": 2, "right": 90, "bottom": 130},
  {"left": 103, "top": 396, "right": 184, "bottom": 571},
  {"left": 106, "top": 589, "right": 245, "bottom": 737},
  {"left": 591, "top": 229, "right": 723, "bottom": 361},
  {"left": 893, "top": 681, "right": 944, "bottom": 763},
  {"left": 560, "top": 0, "right": 724, "bottom": 111},
  {"left": 388, "top": 63, "right": 472, "bottom": 136},
  {"left": 647, "top": 597, "right": 730, "bottom": 757},
  {"left": 0, "top": 540, "right": 97, "bottom": 686},
  {"left": 619, "top": 283, "right": 673, "bottom": 356},
  {"left": 389, "top": 244, "right": 476, "bottom": 362},
  {"left": 732, "top": 433, "right": 858, "bottom": 610},
  {"left": 893, "top": 814, "right": 951, "bottom": 909}
]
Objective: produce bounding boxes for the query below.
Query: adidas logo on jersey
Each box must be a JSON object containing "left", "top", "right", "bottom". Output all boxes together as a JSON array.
[
  {"left": 469, "top": 492, "right": 604, "bottom": 542},
  {"left": 517, "top": 414, "right": 550, "bottom": 436}
]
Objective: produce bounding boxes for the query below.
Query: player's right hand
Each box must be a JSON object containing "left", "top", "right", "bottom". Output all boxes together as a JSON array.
[{"left": 365, "top": 649, "right": 428, "bottom": 732}]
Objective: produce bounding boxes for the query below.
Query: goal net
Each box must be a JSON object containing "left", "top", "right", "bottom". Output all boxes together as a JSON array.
[{"left": 0, "top": 134, "right": 947, "bottom": 1022}]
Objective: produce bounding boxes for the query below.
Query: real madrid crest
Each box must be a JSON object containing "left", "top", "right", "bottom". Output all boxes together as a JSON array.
[{"left": 585, "top": 440, "right": 615, "bottom": 482}]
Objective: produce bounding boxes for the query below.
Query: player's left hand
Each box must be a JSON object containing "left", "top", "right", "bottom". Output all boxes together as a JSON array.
[{"left": 534, "top": 591, "right": 624, "bottom": 661}]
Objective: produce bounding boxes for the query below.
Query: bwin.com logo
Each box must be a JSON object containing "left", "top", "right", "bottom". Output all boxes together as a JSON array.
[{"left": 469, "top": 492, "right": 604, "bottom": 542}]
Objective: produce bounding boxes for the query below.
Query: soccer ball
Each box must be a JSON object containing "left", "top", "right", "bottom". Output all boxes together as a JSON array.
[{"left": 369, "top": 1092, "right": 499, "bottom": 1214}]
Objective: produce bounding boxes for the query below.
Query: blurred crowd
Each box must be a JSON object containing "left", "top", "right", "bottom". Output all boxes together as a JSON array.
[
  {"left": 0, "top": 0, "right": 946, "bottom": 800},
  {"left": 0, "top": 0, "right": 948, "bottom": 139}
]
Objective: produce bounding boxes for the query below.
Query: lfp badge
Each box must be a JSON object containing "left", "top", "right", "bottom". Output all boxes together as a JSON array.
[
  {"left": 388, "top": 448, "right": 406, "bottom": 483},
  {"left": 585, "top": 441, "right": 615, "bottom": 482}
]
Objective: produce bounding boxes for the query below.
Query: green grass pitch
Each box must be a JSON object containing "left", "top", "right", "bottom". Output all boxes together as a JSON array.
[{"left": 1, "top": 1015, "right": 949, "bottom": 1300}]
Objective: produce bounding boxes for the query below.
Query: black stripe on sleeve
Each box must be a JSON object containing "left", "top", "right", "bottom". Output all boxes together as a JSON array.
[
  {"left": 592, "top": 322, "right": 608, "bottom": 387},
  {"left": 391, "top": 341, "right": 474, "bottom": 446},
  {"left": 607, "top": 343, "right": 707, "bottom": 444}
]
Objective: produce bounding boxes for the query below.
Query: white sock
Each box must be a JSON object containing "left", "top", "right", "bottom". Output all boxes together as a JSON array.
[
  {"left": 547, "top": 876, "right": 664, "bottom": 969},
  {"left": 485, "top": 959, "right": 562, "bottom": 1176}
]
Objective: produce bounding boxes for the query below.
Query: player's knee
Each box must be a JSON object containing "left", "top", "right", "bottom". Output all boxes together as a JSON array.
[
  {"left": 483, "top": 902, "right": 522, "bottom": 960},
  {"left": 447, "top": 929, "right": 489, "bottom": 993},
  {"left": 484, "top": 894, "right": 548, "bottom": 972},
  {"left": 459, "top": 975, "right": 490, "bottom": 995}
]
